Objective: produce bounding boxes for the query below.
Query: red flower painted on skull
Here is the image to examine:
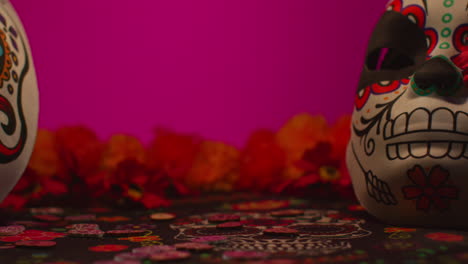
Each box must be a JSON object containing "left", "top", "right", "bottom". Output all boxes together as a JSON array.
[{"left": 402, "top": 165, "right": 459, "bottom": 212}]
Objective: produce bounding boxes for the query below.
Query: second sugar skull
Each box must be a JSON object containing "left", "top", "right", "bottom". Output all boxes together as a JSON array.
[{"left": 347, "top": 0, "right": 468, "bottom": 228}]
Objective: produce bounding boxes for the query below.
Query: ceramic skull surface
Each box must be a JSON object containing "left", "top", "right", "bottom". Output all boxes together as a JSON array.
[
  {"left": 0, "top": 1, "right": 39, "bottom": 202},
  {"left": 347, "top": 0, "right": 468, "bottom": 228}
]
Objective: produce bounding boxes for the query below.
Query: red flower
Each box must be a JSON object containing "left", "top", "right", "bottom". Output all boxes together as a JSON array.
[
  {"left": 55, "top": 126, "right": 103, "bottom": 180},
  {"left": 146, "top": 128, "right": 201, "bottom": 181},
  {"left": 88, "top": 244, "right": 129, "bottom": 252},
  {"left": 237, "top": 130, "right": 286, "bottom": 192},
  {"left": 0, "top": 230, "right": 66, "bottom": 242},
  {"left": 402, "top": 165, "right": 459, "bottom": 211},
  {"left": 0, "top": 194, "right": 27, "bottom": 210},
  {"left": 1, "top": 169, "right": 68, "bottom": 210},
  {"left": 425, "top": 232, "right": 464, "bottom": 242},
  {"left": 140, "top": 193, "right": 171, "bottom": 208},
  {"left": 274, "top": 138, "right": 353, "bottom": 199}
]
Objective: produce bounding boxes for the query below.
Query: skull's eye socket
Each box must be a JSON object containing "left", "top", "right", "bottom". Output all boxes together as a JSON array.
[{"left": 366, "top": 47, "right": 414, "bottom": 71}]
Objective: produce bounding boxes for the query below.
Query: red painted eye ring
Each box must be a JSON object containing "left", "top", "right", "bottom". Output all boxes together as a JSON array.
[
  {"left": 355, "top": 87, "right": 371, "bottom": 110},
  {"left": 453, "top": 24, "right": 468, "bottom": 52},
  {"left": 401, "top": 5, "right": 426, "bottom": 29},
  {"left": 372, "top": 80, "right": 400, "bottom": 94},
  {"left": 387, "top": 0, "right": 402, "bottom": 12},
  {"left": 425, "top": 28, "right": 438, "bottom": 56}
]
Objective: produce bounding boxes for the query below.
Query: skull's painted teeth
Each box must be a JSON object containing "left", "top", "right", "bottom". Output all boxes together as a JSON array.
[
  {"left": 456, "top": 112, "right": 468, "bottom": 134},
  {"left": 365, "top": 172, "right": 397, "bottom": 205},
  {"left": 409, "top": 143, "right": 428, "bottom": 158},
  {"left": 449, "top": 143, "right": 465, "bottom": 159},
  {"left": 386, "top": 142, "right": 468, "bottom": 160},
  {"left": 397, "top": 144, "right": 410, "bottom": 159},
  {"left": 430, "top": 142, "right": 449, "bottom": 158},
  {"left": 393, "top": 113, "right": 407, "bottom": 136},
  {"left": 384, "top": 121, "right": 392, "bottom": 139},
  {"left": 383, "top": 108, "right": 468, "bottom": 139},
  {"left": 431, "top": 109, "right": 454, "bottom": 130},
  {"left": 387, "top": 144, "right": 397, "bottom": 160},
  {"left": 407, "top": 108, "right": 429, "bottom": 132}
]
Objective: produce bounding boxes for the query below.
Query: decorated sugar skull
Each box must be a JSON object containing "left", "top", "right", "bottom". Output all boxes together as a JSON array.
[
  {"left": 170, "top": 210, "right": 371, "bottom": 256},
  {"left": 0, "top": 1, "right": 39, "bottom": 202},
  {"left": 347, "top": 0, "right": 468, "bottom": 227}
]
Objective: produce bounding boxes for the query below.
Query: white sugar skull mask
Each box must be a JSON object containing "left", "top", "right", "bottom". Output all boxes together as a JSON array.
[
  {"left": 347, "top": 0, "right": 468, "bottom": 228},
  {"left": 0, "top": 1, "right": 39, "bottom": 202}
]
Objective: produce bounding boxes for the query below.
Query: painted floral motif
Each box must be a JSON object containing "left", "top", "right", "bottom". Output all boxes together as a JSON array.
[
  {"left": 402, "top": 165, "right": 459, "bottom": 212},
  {"left": 0, "top": 29, "right": 12, "bottom": 88},
  {"left": 384, "top": 227, "right": 417, "bottom": 233},
  {"left": 96, "top": 216, "right": 131, "bottom": 222},
  {"left": 347, "top": 204, "right": 366, "bottom": 211},
  {"left": 0, "top": 230, "right": 65, "bottom": 242},
  {"left": 388, "top": 232, "right": 412, "bottom": 240},
  {"left": 115, "top": 223, "right": 156, "bottom": 230},
  {"left": 43, "top": 260, "right": 80, "bottom": 264},
  {"left": 425, "top": 232, "right": 464, "bottom": 242},
  {"left": 240, "top": 218, "right": 295, "bottom": 227},
  {"left": 88, "top": 244, "right": 129, "bottom": 252},
  {"left": 118, "top": 235, "right": 162, "bottom": 243},
  {"left": 327, "top": 213, "right": 357, "bottom": 221},
  {"left": 230, "top": 200, "right": 290, "bottom": 211},
  {"left": 172, "top": 217, "right": 203, "bottom": 226}
]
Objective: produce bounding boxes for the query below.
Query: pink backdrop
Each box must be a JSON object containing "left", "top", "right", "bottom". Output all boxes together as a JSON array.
[{"left": 11, "top": 0, "right": 387, "bottom": 146}]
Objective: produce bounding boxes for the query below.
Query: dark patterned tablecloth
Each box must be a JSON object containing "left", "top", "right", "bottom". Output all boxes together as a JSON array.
[{"left": 1, "top": 194, "right": 468, "bottom": 264}]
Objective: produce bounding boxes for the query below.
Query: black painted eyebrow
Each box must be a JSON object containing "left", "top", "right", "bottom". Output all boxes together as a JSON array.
[{"left": 422, "top": 0, "right": 428, "bottom": 15}]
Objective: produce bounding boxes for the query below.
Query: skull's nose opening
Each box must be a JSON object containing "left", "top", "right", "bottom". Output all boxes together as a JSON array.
[{"left": 411, "top": 56, "right": 463, "bottom": 96}]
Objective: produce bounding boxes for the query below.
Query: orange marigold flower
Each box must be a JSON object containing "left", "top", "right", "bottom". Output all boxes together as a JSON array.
[
  {"left": 277, "top": 114, "right": 329, "bottom": 180},
  {"left": 186, "top": 140, "right": 239, "bottom": 192},
  {"left": 238, "top": 130, "right": 285, "bottom": 192},
  {"left": 147, "top": 128, "right": 201, "bottom": 181},
  {"left": 55, "top": 126, "right": 103, "bottom": 179},
  {"left": 101, "top": 134, "right": 146, "bottom": 171},
  {"left": 329, "top": 115, "right": 352, "bottom": 159},
  {"left": 27, "top": 129, "right": 61, "bottom": 178}
]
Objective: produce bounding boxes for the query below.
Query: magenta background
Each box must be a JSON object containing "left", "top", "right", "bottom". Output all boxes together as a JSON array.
[{"left": 11, "top": 0, "right": 387, "bottom": 146}]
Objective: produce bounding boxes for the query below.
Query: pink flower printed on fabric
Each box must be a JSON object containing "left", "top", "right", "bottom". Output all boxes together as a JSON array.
[
  {"left": 402, "top": 165, "right": 459, "bottom": 212},
  {"left": 0, "top": 229, "right": 66, "bottom": 242}
]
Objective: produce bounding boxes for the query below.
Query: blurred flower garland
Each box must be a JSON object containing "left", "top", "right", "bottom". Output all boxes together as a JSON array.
[{"left": 1, "top": 113, "right": 353, "bottom": 210}]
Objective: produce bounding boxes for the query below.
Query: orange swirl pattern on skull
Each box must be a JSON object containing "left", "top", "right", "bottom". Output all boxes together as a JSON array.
[{"left": 0, "top": 12, "right": 28, "bottom": 163}]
